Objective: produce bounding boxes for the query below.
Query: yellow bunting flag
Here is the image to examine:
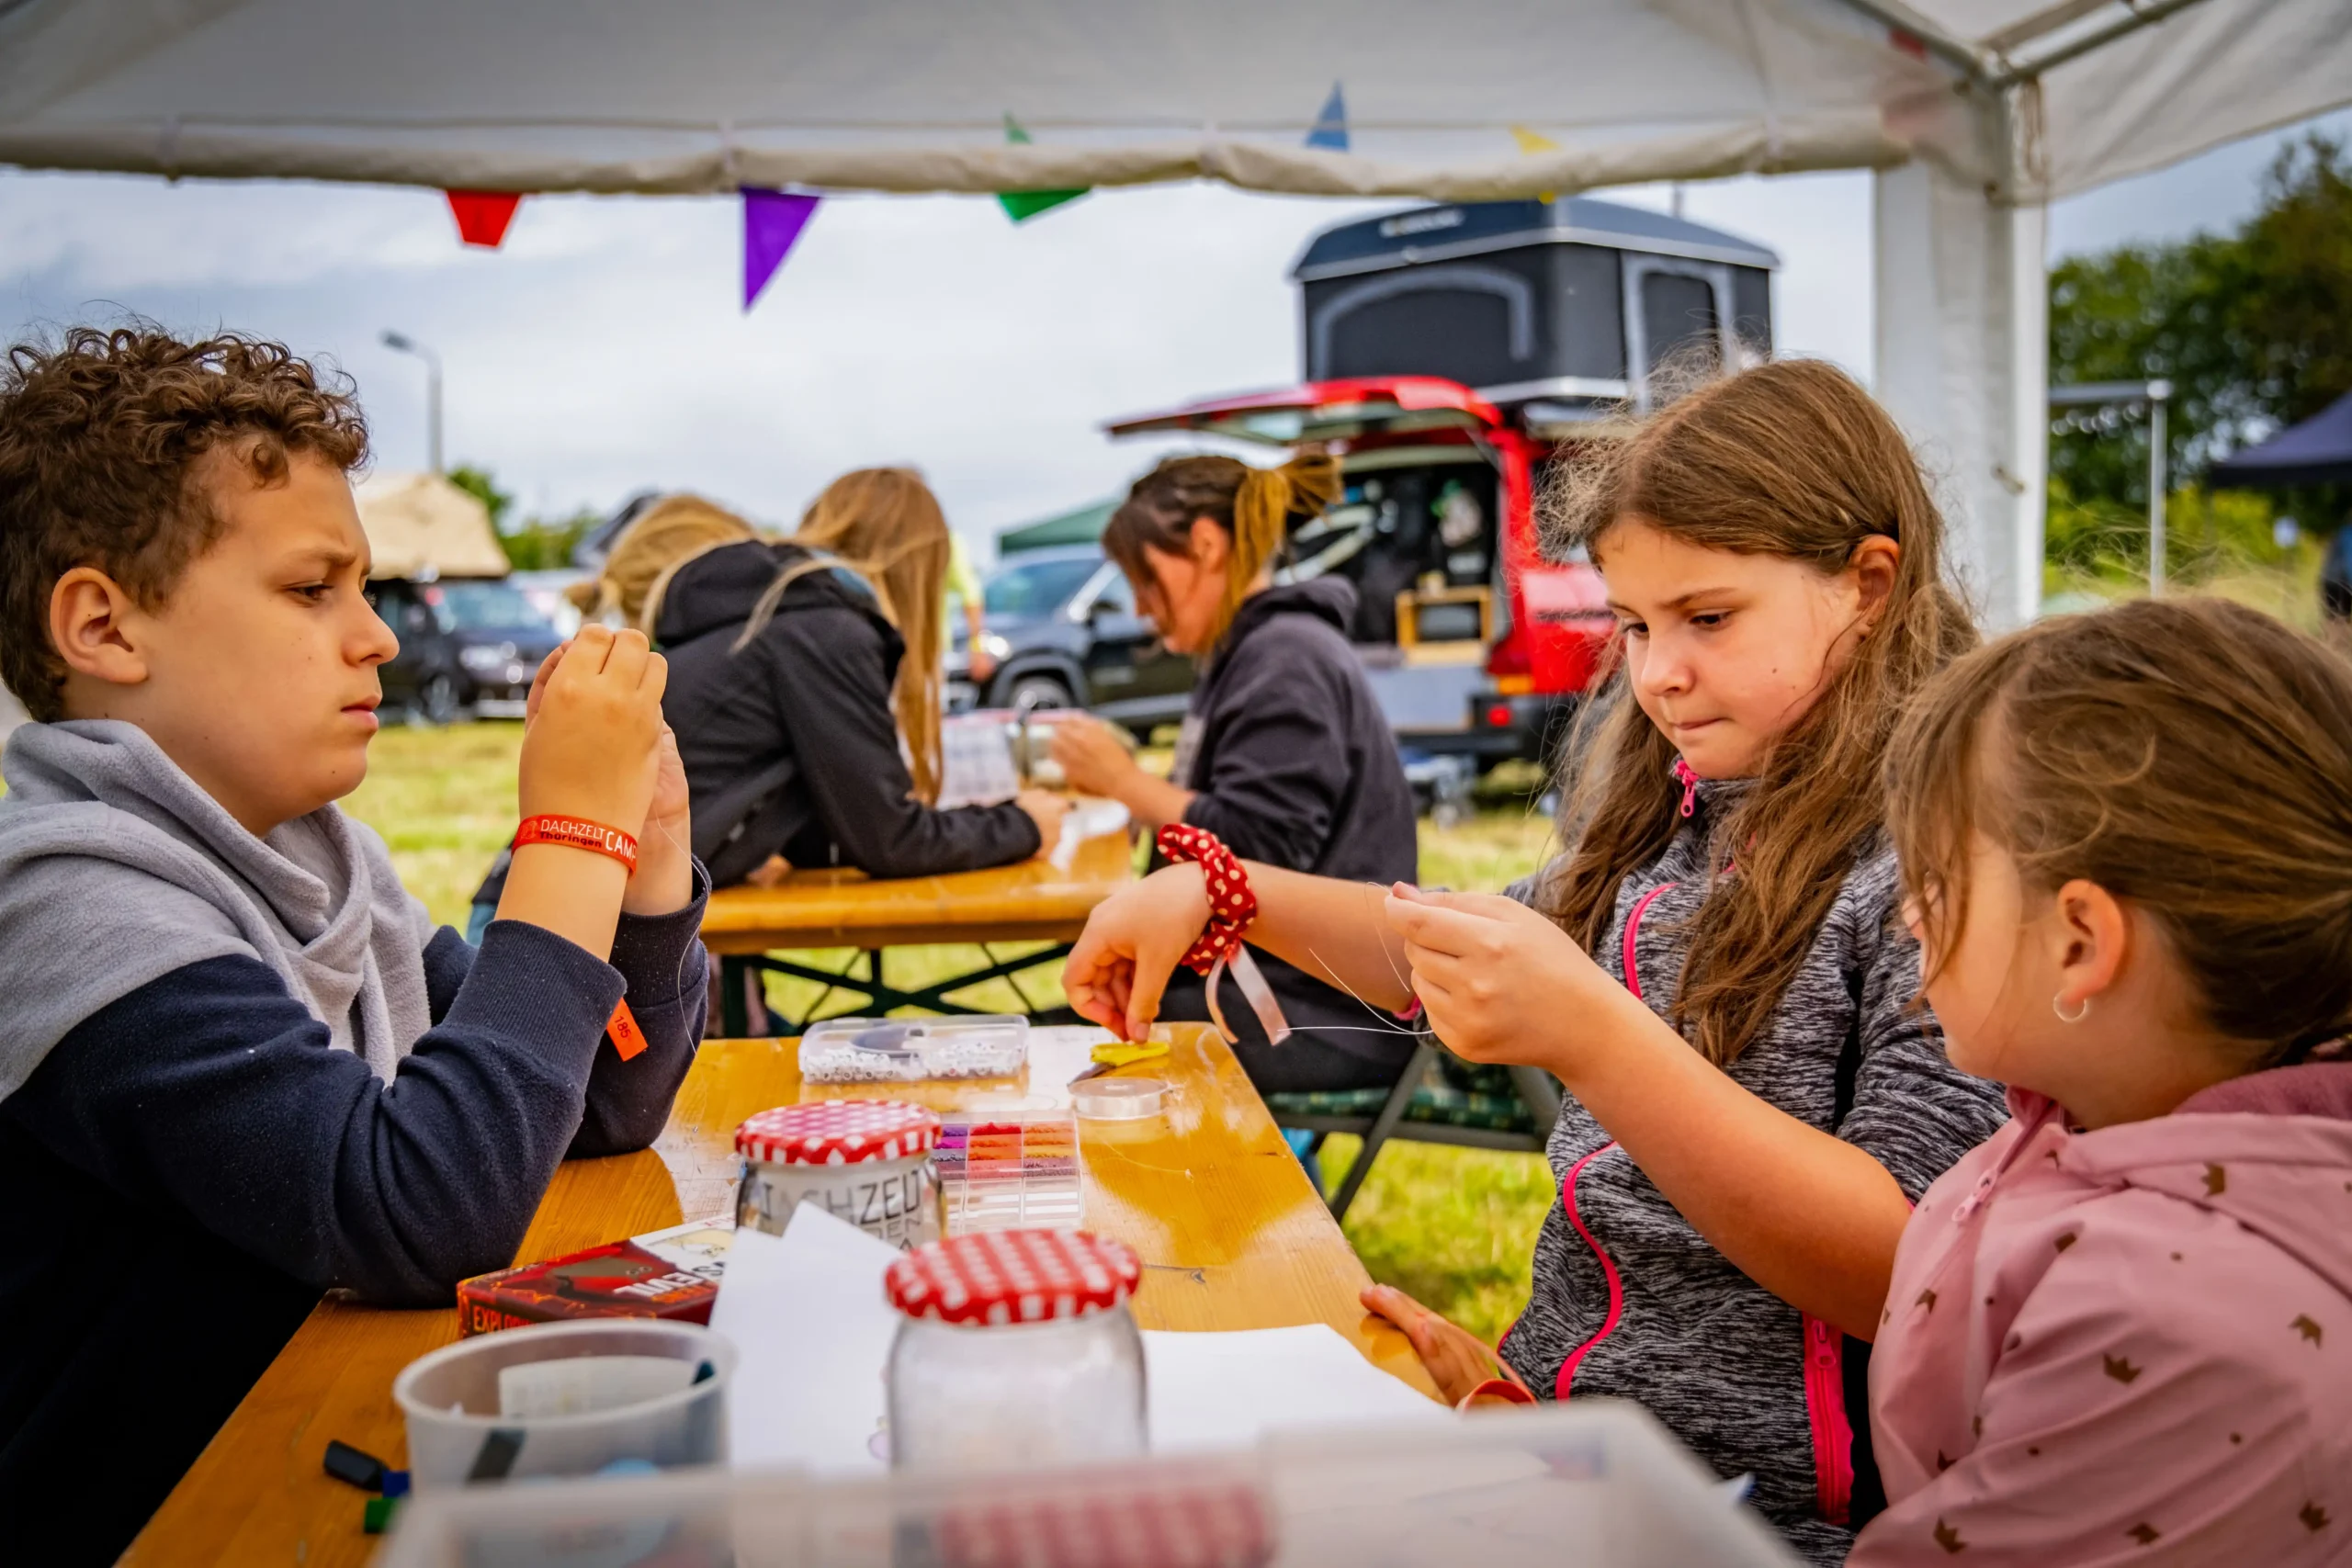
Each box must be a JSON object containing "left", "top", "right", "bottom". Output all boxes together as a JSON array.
[{"left": 1510, "top": 126, "right": 1560, "bottom": 203}]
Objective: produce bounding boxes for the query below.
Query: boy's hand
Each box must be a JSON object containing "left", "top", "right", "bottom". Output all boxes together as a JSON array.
[
  {"left": 1361, "top": 1284, "right": 1529, "bottom": 1408},
  {"left": 622, "top": 722, "right": 694, "bottom": 916},
  {"left": 518, "top": 627, "right": 667, "bottom": 835},
  {"left": 1383, "top": 884, "right": 1606, "bottom": 1071},
  {"left": 1062, "top": 862, "right": 1209, "bottom": 1041}
]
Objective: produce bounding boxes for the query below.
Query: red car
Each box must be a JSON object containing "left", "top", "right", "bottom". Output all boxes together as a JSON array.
[{"left": 1106, "top": 375, "right": 1612, "bottom": 768}]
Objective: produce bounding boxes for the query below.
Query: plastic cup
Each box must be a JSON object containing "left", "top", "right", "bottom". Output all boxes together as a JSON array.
[{"left": 392, "top": 1320, "right": 735, "bottom": 1492}]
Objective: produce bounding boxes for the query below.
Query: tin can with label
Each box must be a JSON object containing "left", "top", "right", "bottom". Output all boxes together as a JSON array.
[{"left": 733, "top": 1100, "right": 943, "bottom": 1250}]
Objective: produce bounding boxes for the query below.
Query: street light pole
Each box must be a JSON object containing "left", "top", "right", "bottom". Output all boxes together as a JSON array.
[{"left": 379, "top": 331, "right": 444, "bottom": 474}]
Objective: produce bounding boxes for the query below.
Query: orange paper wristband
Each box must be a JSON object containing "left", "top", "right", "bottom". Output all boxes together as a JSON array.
[
  {"left": 607, "top": 1000, "right": 649, "bottom": 1062},
  {"left": 514, "top": 814, "right": 639, "bottom": 874}
]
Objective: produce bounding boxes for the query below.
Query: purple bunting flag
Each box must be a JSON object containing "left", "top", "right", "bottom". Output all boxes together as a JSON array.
[{"left": 742, "top": 188, "right": 820, "bottom": 310}]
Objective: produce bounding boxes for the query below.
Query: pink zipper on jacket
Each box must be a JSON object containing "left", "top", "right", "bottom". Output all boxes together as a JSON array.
[{"left": 1553, "top": 877, "right": 1675, "bottom": 1398}]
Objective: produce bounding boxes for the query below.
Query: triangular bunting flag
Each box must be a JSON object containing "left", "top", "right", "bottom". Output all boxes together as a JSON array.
[
  {"left": 1508, "top": 128, "right": 1561, "bottom": 204},
  {"left": 997, "top": 114, "right": 1089, "bottom": 223},
  {"left": 446, "top": 190, "right": 524, "bottom": 248},
  {"left": 742, "top": 188, "right": 820, "bottom": 310},
  {"left": 1305, "top": 82, "right": 1350, "bottom": 152}
]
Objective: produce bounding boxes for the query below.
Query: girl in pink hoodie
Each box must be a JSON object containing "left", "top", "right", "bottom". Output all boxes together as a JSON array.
[{"left": 1855, "top": 596, "right": 2352, "bottom": 1565}]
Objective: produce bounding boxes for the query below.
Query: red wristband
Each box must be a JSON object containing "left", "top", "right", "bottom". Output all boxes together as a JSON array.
[
  {"left": 1156, "top": 825, "right": 1256, "bottom": 976},
  {"left": 515, "top": 814, "right": 639, "bottom": 874}
]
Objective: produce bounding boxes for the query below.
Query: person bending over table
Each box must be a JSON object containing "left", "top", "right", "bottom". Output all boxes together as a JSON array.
[
  {"left": 644, "top": 472, "right": 1063, "bottom": 887},
  {"left": 1051, "top": 452, "right": 1419, "bottom": 1094}
]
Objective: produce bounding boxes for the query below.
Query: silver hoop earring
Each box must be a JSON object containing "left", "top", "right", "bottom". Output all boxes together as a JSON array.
[{"left": 2052, "top": 995, "right": 2091, "bottom": 1024}]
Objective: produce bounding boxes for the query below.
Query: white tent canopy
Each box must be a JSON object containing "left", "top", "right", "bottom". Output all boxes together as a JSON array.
[
  {"left": 355, "top": 470, "right": 510, "bottom": 581},
  {"left": 7, "top": 0, "right": 2347, "bottom": 623}
]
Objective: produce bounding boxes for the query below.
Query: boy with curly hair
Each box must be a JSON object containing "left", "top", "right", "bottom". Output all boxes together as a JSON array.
[{"left": 0, "top": 328, "right": 710, "bottom": 1560}]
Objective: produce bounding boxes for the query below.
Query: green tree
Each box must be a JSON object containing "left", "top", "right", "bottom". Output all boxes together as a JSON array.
[
  {"left": 447, "top": 464, "right": 514, "bottom": 532},
  {"left": 494, "top": 509, "right": 601, "bottom": 571},
  {"left": 2235, "top": 134, "right": 2352, "bottom": 429},
  {"left": 2047, "top": 131, "right": 2352, "bottom": 575}
]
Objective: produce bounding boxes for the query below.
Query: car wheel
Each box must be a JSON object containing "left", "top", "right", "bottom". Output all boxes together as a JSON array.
[
  {"left": 1002, "top": 673, "right": 1075, "bottom": 713},
  {"left": 419, "top": 672, "right": 464, "bottom": 727}
]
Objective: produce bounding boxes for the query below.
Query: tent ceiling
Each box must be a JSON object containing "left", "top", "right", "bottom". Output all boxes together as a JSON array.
[{"left": 2, "top": 0, "right": 2344, "bottom": 203}]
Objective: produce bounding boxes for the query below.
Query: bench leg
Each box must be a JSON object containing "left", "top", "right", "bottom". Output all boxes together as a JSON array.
[
  {"left": 1326, "top": 1039, "right": 1438, "bottom": 1224},
  {"left": 718, "top": 955, "right": 752, "bottom": 1038}
]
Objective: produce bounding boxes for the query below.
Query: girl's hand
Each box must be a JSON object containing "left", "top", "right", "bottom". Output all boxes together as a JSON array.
[
  {"left": 1382, "top": 883, "right": 1611, "bottom": 1070},
  {"left": 1361, "top": 1284, "right": 1529, "bottom": 1407},
  {"left": 1049, "top": 714, "right": 1137, "bottom": 797},
  {"left": 1062, "top": 863, "right": 1209, "bottom": 1041},
  {"left": 1015, "top": 788, "right": 1069, "bottom": 858}
]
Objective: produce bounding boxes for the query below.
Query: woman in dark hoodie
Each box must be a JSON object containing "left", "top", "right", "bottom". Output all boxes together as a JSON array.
[
  {"left": 1051, "top": 453, "right": 1419, "bottom": 1092},
  {"left": 643, "top": 472, "right": 1063, "bottom": 888}
]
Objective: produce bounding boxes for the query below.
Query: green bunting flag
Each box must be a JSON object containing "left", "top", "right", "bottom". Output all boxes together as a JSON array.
[{"left": 998, "top": 114, "right": 1090, "bottom": 223}]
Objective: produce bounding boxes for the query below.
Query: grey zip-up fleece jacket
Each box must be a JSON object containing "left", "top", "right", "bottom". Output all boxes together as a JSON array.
[{"left": 1493, "top": 769, "right": 2007, "bottom": 1565}]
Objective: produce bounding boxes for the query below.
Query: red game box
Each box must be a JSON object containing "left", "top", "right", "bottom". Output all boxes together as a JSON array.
[{"left": 457, "top": 1216, "right": 734, "bottom": 1336}]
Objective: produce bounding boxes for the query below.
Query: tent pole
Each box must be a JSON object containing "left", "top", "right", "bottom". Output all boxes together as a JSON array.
[
  {"left": 1984, "top": 0, "right": 2215, "bottom": 89},
  {"left": 2148, "top": 389, "right": 2169, "bottom": 596}
]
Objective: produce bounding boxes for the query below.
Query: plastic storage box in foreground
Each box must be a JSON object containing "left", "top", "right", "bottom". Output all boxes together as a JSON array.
[{"left": 376, "top": 1399, "right": 1802, "bottom": 1567}]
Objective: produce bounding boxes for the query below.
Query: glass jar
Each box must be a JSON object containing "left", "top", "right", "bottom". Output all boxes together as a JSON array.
[
  {"left": 734, "top": 1100, "right": 942, "bottom": 1250},
  {"left": 884, "top": 1229, "right": 1146, "bottom": 1471}
]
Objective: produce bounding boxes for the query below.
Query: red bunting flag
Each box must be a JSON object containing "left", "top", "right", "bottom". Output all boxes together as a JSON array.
[{"left": 445, "top": 190, "right": 524, "bottom": 249}]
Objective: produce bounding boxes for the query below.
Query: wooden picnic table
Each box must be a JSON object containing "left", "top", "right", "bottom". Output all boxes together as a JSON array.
[
  {"left": 698, "top": 825, "right": 1136, "bottom": 1030},
  {"left": 123, "top": 1023, "right": 1438, "bottom": 1566}
]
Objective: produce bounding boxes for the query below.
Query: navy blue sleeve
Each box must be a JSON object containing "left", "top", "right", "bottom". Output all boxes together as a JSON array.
[
  {"left": 5, "top": 891, "right": 706, "bottom": 1308},
  {"left": 423, "top": 923, "right": 474, "bottom": 1020},
  {"left": 572, "top": 865, "right": 711, "bottom": 1156}
]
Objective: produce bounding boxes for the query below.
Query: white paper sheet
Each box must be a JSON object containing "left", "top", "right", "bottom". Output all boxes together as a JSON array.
[
  {"left": 716, "top": 1205, "right": 1446, "bottom": 1475},
  {"left": 1141, "top": 1325, "right": 1453, "bottom": 1453},
  {"left": 496, "top": 1355, "right": 695, "bottom": 1419},
  {"left": 707, "top": 1204, "right": 900, "bottom": 1474}
]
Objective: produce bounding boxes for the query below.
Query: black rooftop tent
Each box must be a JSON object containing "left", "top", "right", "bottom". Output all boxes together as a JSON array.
[
  {"left": 1291, "top": 197, "right": 1777, "bottom": 420},
  {"left": 2210, "top": 390, "right": 2352, "bottom": 490}
]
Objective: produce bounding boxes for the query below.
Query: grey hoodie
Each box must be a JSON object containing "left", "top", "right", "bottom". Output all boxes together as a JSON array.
[
  {"left": 1492, "top": 767, "right": 2009, "bottom": 1565},
  {"left": 0, "top": 720, "right": 435, "bottom": 1099}
]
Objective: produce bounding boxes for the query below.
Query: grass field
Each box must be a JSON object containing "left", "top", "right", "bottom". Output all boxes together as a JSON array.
[{"left": 342, "top": 719, "right": 1561, "bottom": 1340}]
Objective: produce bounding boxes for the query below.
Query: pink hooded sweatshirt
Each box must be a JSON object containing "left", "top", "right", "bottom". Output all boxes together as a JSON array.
[{"left": 1853, "top": 1062, "right": 2352, "bottom": 1566}]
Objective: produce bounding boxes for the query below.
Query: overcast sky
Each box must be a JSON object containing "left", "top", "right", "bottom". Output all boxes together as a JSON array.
[{"left": 5, "top": 107, "right": 2346, "bottom": 558}]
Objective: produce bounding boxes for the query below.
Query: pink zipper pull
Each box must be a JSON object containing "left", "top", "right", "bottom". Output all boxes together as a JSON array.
[{"left": 1672, "top": 759, "right": 1701, "bottom": 818}]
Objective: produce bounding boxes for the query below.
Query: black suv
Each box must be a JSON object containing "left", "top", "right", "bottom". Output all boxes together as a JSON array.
[
  {"left": 367, "top": 576, "right": 564, "bottom": 724},
  {"left": 945, "top": 546, "right": 1193, "bottom": 731}
]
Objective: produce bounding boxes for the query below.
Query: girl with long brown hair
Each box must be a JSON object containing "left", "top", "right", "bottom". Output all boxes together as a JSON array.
[
  {"left": 639, "top": 470, "right": 1061, "bottom": 886},
  {"left": 1062, "top": 361, "right": 2007, "bottom": 1563},
  {"left": 1050, "top": 451, "right": 1419, "bottom": 1093}
]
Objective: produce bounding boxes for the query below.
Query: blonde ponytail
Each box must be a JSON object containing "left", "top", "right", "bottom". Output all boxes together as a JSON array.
[{"left": 1221, "top": 451, "right": 1340, "bottom": 640}]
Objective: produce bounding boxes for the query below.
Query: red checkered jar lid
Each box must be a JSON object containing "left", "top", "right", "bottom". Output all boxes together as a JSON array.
[
  {"left": 735, "top": 1100, "right": 941, "bottom": 1166},
  {"left": 885, "top": 1229, "right": 1142, "bottom": 1326}
]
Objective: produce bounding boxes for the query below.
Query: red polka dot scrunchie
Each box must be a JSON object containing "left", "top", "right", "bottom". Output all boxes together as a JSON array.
[{"left": 1155, "top": 824, "right": 1257, "bottom": 976}]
